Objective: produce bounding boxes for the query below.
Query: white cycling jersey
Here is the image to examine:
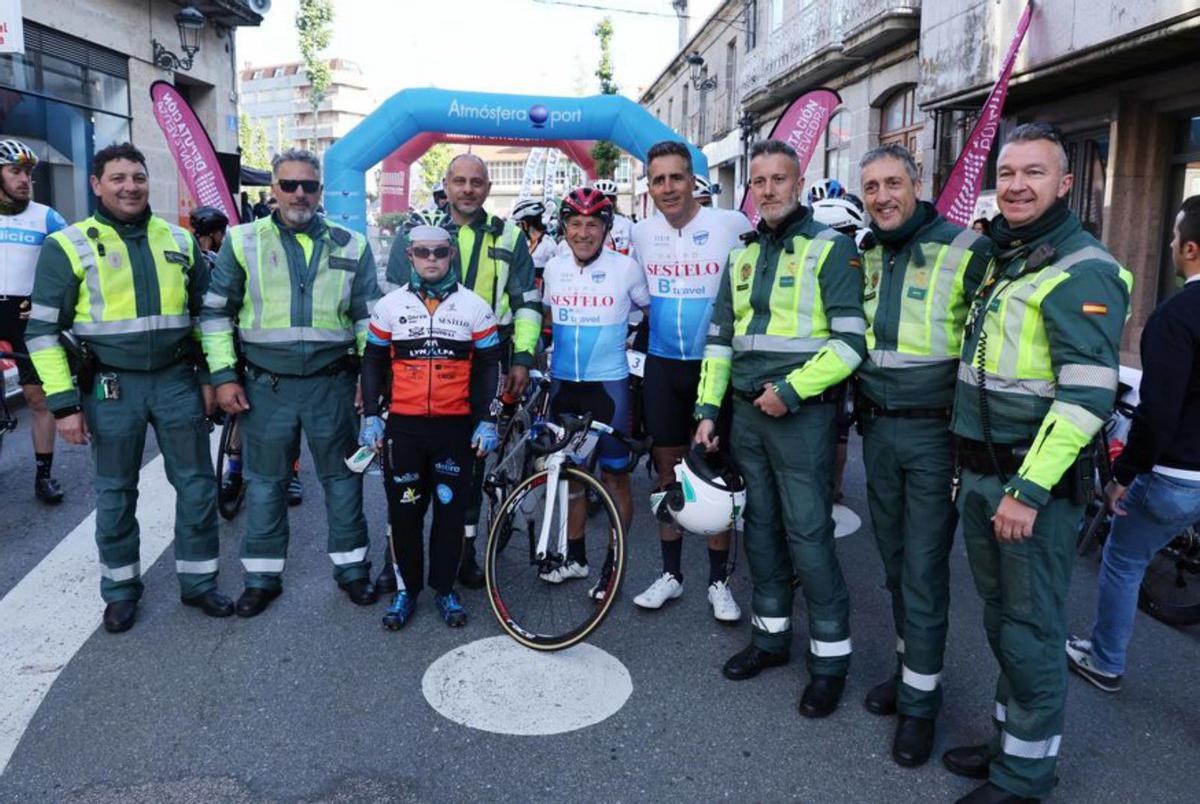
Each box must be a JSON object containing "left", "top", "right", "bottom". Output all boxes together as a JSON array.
[
  {"left": 527, "top": 232, "right": 557, "bottom": 271},
  {"left": 0, "top": 201, "right": 67, "bottom": 296},
  {"left": 606, "top": 213, "right": 634, "bottom": 255},
  {"left": 630, "top": 205, "right": 753, "bottom": 361}
]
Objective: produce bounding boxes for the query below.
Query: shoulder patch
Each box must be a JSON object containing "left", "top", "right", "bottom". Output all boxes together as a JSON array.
[{"left": 329, "top": 227, "right": 351, "bottom": 247}]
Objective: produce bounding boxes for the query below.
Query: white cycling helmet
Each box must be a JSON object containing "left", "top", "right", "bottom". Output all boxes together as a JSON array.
[
  {"left": 592, "top": 178, "right": 619, "bottom": 197},
  {"left": 651, "top": 447, "right": 746, "bottom": 537},
  {"left": 0, "top": 139, "right": 38, "bottom": 167},
  {"left": 511, "top": 198, "right": 547, "bottom": 223},
  {"left": 805, "top": 178, "right": 846, "bottom": 204},
  {"left": 693, "top": 175, "right": 722, "bottom": 199},
  {"left": 812, "top": 197, "right": 867, "bottom": 233}
]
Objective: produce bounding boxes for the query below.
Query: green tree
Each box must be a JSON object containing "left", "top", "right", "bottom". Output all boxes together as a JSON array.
[
  {"left": 238, "top": 113, "right": 271, "bottom": 170},
  {"left": 590, "top": 17, "right": 621, "bottom": 179},
  {"left": 296, "top": 0, "right": 334, "bottom": 151},
  {"left": 411, "top": 143, "right": 453, "bottom": 206}
]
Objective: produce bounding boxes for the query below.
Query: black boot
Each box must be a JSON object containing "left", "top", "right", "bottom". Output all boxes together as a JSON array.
[
  {"left": 955, "top": 782, "right": 1040, "bottom": 804},
  {"left": 942, "top": 743, "right": 993, "bottom": 780},
  {"left": 864, "top": 675, "right": 898, "bottom": 715},
  {"left": 181, "top": 590, "right": 235, "bottom": 618},
  {"left": 236, "top": 587, "right": 281, "bottom": 618},
  {"left": 339, "top": 578, "right": 378, "bottom": 606},
  {"left": 798, "top": 675, "right": 845, "bottom": 718},
  {"left": 103, "top": 600, "right": 138, "bottom": 633},
  {"left": 457, "top": 536, "right": 485, "bottom": 589},
  {"left": 375, "top": 565, "right": 398, "bottom": 595},
  {"left": 892, "top": 715, "right": 935, "bottom": 767},
  {"left": 35, "top": 476, "right": 64, "bottom": 504},
  {"left": 721, "top": 644, "right": 789, "bottom": 681}
]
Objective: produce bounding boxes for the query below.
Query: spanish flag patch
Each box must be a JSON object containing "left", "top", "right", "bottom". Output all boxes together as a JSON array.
[{"left": 1082, "top": 303, "right": 1109, "bottom": 315}]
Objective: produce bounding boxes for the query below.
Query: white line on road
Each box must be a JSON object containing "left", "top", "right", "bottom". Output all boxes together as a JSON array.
[{"left": 0, "top": 431, "right": 220, "bottom": 777}]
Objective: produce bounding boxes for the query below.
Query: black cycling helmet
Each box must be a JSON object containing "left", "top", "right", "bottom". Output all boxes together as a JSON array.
[{"left": 189, "top": 206, "right": 229, "bottom": 237}]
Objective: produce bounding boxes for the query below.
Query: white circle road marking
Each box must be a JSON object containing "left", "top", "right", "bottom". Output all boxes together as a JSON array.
[
  {"left": 833, "top": 504, "right": 862, "bottom": 539},
  {"left": 422, "top": 636, "right": 632, "bottom": 735}
]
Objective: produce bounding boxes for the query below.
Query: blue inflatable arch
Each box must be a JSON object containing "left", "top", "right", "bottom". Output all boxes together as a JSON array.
[{"left": 323, "top": 88, "right": 708, "bottom": 232}]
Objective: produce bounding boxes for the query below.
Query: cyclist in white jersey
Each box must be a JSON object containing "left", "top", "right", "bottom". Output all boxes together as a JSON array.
[
  {"left": 539, "top": 186, "right": 649, "bottom": 595},
  {"left": 628, "top": 140, "right": 753, "bottom": 620},
  {"left": 594, "top": 178, "right": 633, "bottom": 255},
  {"left": 511, "top": 198, "right": 557, "bottom": 275},
  {"left": 0, "top": 139, "right": 67, "bottom": 503}
]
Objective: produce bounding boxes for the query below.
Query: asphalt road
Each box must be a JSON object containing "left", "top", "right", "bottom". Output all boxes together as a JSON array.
[{"left": 0, "top": 398, "right": 1196, "bottom": 803}]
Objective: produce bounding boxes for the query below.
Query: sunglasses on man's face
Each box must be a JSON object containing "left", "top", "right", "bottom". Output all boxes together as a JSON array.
[
  {"left": 411, "top": 246, "right": 451, "bottom": 259},
  {"left": 277, "top": 179, "right": 320, "bottom": 194}
]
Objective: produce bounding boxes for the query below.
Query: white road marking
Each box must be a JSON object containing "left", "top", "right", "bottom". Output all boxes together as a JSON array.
[
  {"left": 0, "top": 432, "right": 221, "bottom": 776},
  {"left": 833, "top": 503, "right": 861, "bottom": 538},
  {"left": 422, "top": 636, "right": 632, "bottom": 735}
]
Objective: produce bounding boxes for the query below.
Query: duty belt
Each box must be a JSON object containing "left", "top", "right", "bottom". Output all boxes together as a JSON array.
[
  {"left": 734, "top": 384, "right": 841, "bottom": 406},
  {"left": 858, "top": 397, "right": 951, "bottom": 421},
  {"left": 245, "top": 354, "right": 359, "bottom": 389},
  {"left": 954, "top": 436, "right": 1086, "bottom": 501}
]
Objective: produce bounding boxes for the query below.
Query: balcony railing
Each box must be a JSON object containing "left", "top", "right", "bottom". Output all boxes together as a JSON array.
[{"left": 737, "top": 0, "right": 920, "bottom": 101}]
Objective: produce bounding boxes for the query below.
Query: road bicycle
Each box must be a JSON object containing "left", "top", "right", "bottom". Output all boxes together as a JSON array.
[
  {"left": 0, "top": 345, "right": 23, "bottom": 460},
  {"left": 485, "top": 410, "right": 648, "bottom": 651},
  {"left": 1077, "top": 377, "right": 1200, "bottom": 626},
  {"left": 213, "top": 411, "right": 245, "bottom": 520}
]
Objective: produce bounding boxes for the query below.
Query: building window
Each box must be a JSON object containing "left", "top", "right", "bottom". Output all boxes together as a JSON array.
[
  {"left": 1160, "top": 112, "right": 1200, "bottom": 301},
  {"left": 725, "top": 40, "right": 737, "bottom": 128},
  {"left": 1064, "top": 130, "right": 1109, "bottom": 242},
  {"left": 745, "top": 0, "right": 758, "bottom": 51},
  {"left": 879, "top": 86, "right": 921, "bottom": 158},
  {"left": 681, "top": 83, "right": 689, "bottom": 138},
  {"left": 770, "top": 0, "right": 783, "bottom": 31},
  {"left": 0, "top": 24, "right": 131, "bottom": 222},
  {"left": 824, "top": 110, "right": 850, "bottom": 183}
]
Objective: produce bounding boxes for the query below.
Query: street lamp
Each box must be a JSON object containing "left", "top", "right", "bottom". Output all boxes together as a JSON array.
[
  {"left": 686, "top": 52, "right": 718, "bottom": 92},
  {"left": 152, "top": 6, "right": 207, "bottom": 72}
]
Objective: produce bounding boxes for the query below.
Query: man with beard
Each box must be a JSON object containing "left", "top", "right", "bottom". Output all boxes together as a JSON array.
[
  {"left": 27, "top": 142, "right": 228, "bottom": 632},
  {"left": 0, "top": 139, "right": 67, "bottom": 503},
  {"left": 384, "top": 153, "right": 540, "bottom": 591},
  {"left": 855, "top": 143, "right": 993, "bottom": 768},
  {"left": 202, "top": 148, "right": 381, "bottom": 619},
  {"left": 944, "top": 123, "right": 1131, "bottom": 804},
  {"left": 695, "top": 139, "right": 865, "bottom": 718}
]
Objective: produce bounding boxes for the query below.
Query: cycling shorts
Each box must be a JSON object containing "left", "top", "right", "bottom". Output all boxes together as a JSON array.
[
  {"left": 641, "top": 354, "right": 731, "bottom": 450},
  {"left": 549, "top": 378, "right": 632, "bottom": 473},
  {"left": 0, "top": 296, "right": 40, "bottom": 386}
]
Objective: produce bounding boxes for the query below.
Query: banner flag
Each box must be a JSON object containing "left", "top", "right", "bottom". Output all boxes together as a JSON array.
[
  {"left": 740, "top": 88, "right": 842, "bottom": 224},
  {"left": 935, "top": 0, "right": 1035, "bottom": 226},
  {"left": 150, "top": 81, "right": 240, "bottom": 225}
]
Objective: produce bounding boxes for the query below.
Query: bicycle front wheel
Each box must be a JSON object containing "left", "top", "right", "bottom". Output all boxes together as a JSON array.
[
  {"left": 216, "top": 415, "right": 245, "bottom": 521},
  {"left": 485, "top": 466, "right": 625, "bottom": 651},
  {"left": 1138, "top": 526, "right": 1200, "bottom": 626}
]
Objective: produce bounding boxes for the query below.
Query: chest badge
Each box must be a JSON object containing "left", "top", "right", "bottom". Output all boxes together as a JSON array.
[
  {"left": 107, "top": 250, "right": 123, "bottom": 269},
  {"left": 739, "top": 263, "right": 752, "bottom": 282}
]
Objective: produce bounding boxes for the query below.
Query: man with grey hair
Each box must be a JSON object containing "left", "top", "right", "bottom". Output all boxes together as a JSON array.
[
  {"left": 855, "top": 142, "right": 992, "bottom": 768},
  {"left": 383, "top": 150, "right": 540, "bottom": 590},
  {"left": 201, "top": 147, "right": 383, "bottom": 618},
  {"left": 944, "top": 123, "right": 1132, "bottom": 803},
  {"left": 695, "top": 138, "right": 865, "bottom": 719}
]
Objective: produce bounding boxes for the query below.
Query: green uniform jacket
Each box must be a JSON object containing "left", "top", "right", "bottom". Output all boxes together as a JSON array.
[
  {"left": 859, "top": 204, "right": 993, "bottom": 409},
  {"left": 952, "top": 211, "right": 1132, "bottom": 509},
  {"left": 385, "top": 209, "right": 540, "bottom": 367},
  {"left": 201, "top": 213, "right": 379, "bottom": 385},
  {"left": 26, "top": 206, "right": 208, "bottom": 415},
  {"left": 696, "top": 206, "right": 866, "bottom": 420}
]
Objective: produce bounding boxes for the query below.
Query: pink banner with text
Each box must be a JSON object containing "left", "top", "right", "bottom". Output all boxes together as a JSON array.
[
  {"left": 741, "top": 88, "right": 842, "bottom": 224},
  {"left": 150, "top": 81, "right": 240, "bottom": 226},
  {"left": 935, "top": 1, "right": 1035, "bottom": 226}
]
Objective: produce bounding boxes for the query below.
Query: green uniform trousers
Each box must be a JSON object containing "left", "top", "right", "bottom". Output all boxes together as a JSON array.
[
  {"left": 240, "top": 368, "right": 369, "bottom": 590},
  {"left": 80, "top": 361, "right": 219, "bottom": 603},
  {"left": 958, "top": 469, "right": 1080, "bottom": 799},
  {"left": 730, "top": 396, "right": 851, "bottom": 677},
  {"left": 862, "top": 414, "right": 956, "bottom": 718}
]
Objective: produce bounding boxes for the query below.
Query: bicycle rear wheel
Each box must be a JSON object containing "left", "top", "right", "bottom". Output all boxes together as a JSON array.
[
  {"left": 1138, "top": 526, "right": 1200, "bottom": 626},
  {"left": 216, "top": 415, "right": 245, "bottom": 520},
  {"left": 485, "top": 466, "right": 624, "bottom": 651}
]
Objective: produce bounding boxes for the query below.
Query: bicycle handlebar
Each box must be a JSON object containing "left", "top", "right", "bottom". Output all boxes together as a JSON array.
[
  {"left": 0, "top": 350, "right": 29, "bottom": 361},
  {"left": 528, "top": 412, "right": 652, "bottom": 457}
]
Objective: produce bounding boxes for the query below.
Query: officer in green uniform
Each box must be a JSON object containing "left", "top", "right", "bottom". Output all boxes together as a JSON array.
[
  {"left": 943, "top": 124, "right": 1131, "bottom": 804},
  {"left": 202, "top": 148, "right": 381, "bottom": 618},
  {"left": 855, "top": 143, "right": 993, "bottom": 767},
  {"left": 27, "top": 142, "right": 229, "bottom": 633},
  {"left": 695, "top": 139, "right": 865, "bottom": 718},
  {"left": 384, "top": 153, "right": 540, "bottom": 590}
]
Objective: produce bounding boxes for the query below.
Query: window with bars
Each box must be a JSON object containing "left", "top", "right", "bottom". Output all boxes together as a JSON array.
[{"left": 824, "top": 110, "right": 851, "bottom": 182}]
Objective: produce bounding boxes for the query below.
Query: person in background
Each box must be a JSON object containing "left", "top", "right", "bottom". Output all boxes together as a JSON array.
[
  {"left": 239, "top": 191, "right": 254, "bottom": 224},
  {"left": 252, "top": 190, "right": 271, "bottom": 219},
  {"left": 972, "top": 217, "right": 991, "bottom": 236},
  {"left": 1066, "top": 194, "right": 1200, "bottom": 693}
]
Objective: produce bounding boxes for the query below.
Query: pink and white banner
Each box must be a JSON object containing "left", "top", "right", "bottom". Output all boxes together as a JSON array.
[
  {"left": 150, "top": 81, "right": 240, "bottom": 225},
  {"left": 935, "top": 1, "right": 1035, "bottom": 226},
  {"left": 740, "top": 87, "right": 842, "bottom": 224}
]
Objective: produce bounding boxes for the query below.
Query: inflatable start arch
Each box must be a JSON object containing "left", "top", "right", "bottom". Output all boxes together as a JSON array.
[{"left": 323, "top": 88, "right": 708, "bottom": 232}]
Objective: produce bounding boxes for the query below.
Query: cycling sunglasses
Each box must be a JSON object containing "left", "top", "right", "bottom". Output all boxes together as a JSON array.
[
  {"left": 276, "top": 179, "right": 321, "bottom": 194},
  {"left": 410, "top": 245, "right": 451, "bottom": 259}
]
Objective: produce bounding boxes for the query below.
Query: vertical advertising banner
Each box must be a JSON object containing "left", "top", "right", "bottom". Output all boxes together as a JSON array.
[
  {"left": 935, "top": 1, "right": 1035, "bottom": 226},
  {"left": 740, "top": 88, "right": 842, "bottom": 225},
  {"left": 0, "top": 0, "right": 24, "bottom": 54},
  {"left": 379, "top": 151, "right": 410, "bottom": 215},
  {"left": 149, "top": 81, "right": 240, "bottom": 225}
]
